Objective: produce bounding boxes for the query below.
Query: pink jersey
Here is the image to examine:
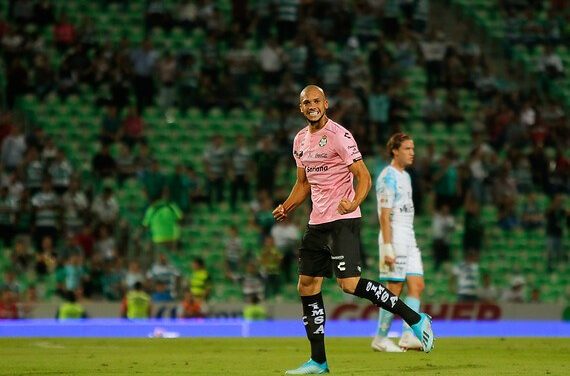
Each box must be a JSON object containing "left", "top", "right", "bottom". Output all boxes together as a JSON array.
[{"left": 293, "top": 119, "right": 363, "bottom": 225}]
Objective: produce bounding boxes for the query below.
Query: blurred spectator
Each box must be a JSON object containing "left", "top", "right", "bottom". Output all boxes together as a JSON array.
[
  {"left": 188, "top": 257, "right": 211, "bottom": 302},
  {"left": 500, "top": 275, "right": 526, "bottom": 303},
  {"left": 10, "top": 237, "right": 33, "bottom": 273},
  {"left": 91, "top": 186, "right": 119, "bottom": 226},
  {"left": 100, "top": 105, "right": 121, "bottom": 144},
  {"left": 115, "top": 143, "right": 137, "bottom": 185},
  {"left": 93, "top": 225, "right": 117, "bottom": 261},
  {"left": 537, "top": 45, "right": 564, "bottom": 79},
  {"left": 6, "top": 58, "right": 29, "bottom": 109},
  {"left": 545, "top": 194, "right": 568, "bottom": 272},
  {"left": 242, "top": 260, "right": 264, "bottom": 301},
  {"left": 124, "top": 260, "right": 145, "bottom": 290},
  {"left": 130, "top": 39, "right": 159, "bottom": 111},
  {"left": 253, "top": 136, "right": 280, "bottom": 196},
  {"left": 53, "top": 13, "right": 76, "bottom": 51},
  {"left": 48, "top": 149, "right": 73, "bottom": 195},
  {"left": 56, "top": 290, "right": 87, "bottom": 319},
  {"left": 259, "top": 38, "right": 285, "bottom": 86},
  {"left": 151, "top": 280, "right": 173, "bottom": 302},
  {"left": 31, "top": 179, "right": 60, "bottom": 249},
  {"left": 478, "top": 272, "right": 499, "bottom": 303},
  {"left": 178, "top": 291, "right": 204, "bottom": 319},
  {"left": 520, "top": 192, "right": 544, "bottom": 231},
  {"left": 142, "top": 188, "right": 183, "bottom": 253},
  {"left": 450, "top": 250, "right": 480, "bottom": 302},
  {"left": 203, "top": 135, "right": 227, "bottom": 205},
  {"left": 421, "top": 88, "right": 444, "bottom": 128},
  {"left": 432, "top": 154, "right": 459, "bottom": 211},
  {"left": 270, "top": 216, "right": 300, "bottom": 283},
  {"left": 443, "top": 91, "right": 465, "bottom": 129},
  {"left": 0, "top": 185, "right": 17, "bottom": 247},
  {"left": 432, "top": 204, "right": 456, "bottom": 271},
  {"left": 2, "top": 270, "right": 21, "bottom": 295},
  {"left": 224, "top": 225, "right": 244, "bottom": 283},
  {"left": 141, "top": 159, "right": 165, "bottom": 202},
  {"left": 528, "top": 144, "right": 550, "bottom": 192},
  {"left": 122, "top": 106, "right": 145, "bottom": 149},
  {"left": 168, "top": 164, "right": 191, "bottom": 213},
  {"left": 0, "top": 288, "right": 19, "bottom": 319},
  {"left": 91, "top": 143, "right": 117, "bottom": 179},
  {"left": 134, "top": 142, "right": 154, "bottom": 176},
  {"left": 147, "top": 253, "right": 180, "bottom": 300},
  {"left": 229, "top": 135, "right": 253, "bottom": 210},
  {"left": 529, "top": 287, "right": 541, "bottom": 303},
  {"left": 121, "top": 281, "right": 152, "bottom": 319},
  {"left": 156, "top": 52, "right": 178, "bottom": 108},
  {"left": 254, "top": 191, "right": 276, "bottom": 237},
  {"left": 63, "top": 254, "right": 86, "bottom": 292},
  {"left": 420, "top": 30, "right": 447, "bottom": 89},
  {"left": 243, "top": 295, "right": 268, "bottom": 321},
  {"left": 1, "top": 125, "right": 26, "bottom": 171},
  {"left": 35, "top": 236, "right": 57, "bottom": 278},
  {"left": 259, "top": 235, "right": 283, "bottom": 299},
  {"left": 101, "top": 260, "right": 124, "bottom": 301}
]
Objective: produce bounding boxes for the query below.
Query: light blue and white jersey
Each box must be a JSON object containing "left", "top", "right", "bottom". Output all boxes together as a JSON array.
[{"left": 376, "top": 165, "right": 416, "bottom": 245}]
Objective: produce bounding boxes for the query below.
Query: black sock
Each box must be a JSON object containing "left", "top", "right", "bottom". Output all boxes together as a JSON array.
[
  {"left": 301, "top": 293, "right": 326, "bottom": 364},
  {"left": 353, "top": 278, "right": 420, "bottom": 326}
]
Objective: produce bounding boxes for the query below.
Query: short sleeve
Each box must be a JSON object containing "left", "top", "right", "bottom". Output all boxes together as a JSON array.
[
  {"left": 376, "top": 170, "right": 397, "bottom": 209},
  {"left": 335, "top": 130, "right": 362, "bottom": 166},
  {"left": 292, "top": 133, "right": 304, "bottom": 168}
]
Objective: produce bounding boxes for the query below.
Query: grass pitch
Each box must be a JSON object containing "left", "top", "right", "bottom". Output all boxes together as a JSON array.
[{"left": 1, "top": 338, "right": 569, "bottom": 375}]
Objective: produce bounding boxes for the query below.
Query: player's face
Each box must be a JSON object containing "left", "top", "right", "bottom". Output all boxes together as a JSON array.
[
  {"left": 394, "top": 140, "right": 414, "bottom": 167},
  {"left": 299, "top": 89, "right": 328, "bottom": 124}
]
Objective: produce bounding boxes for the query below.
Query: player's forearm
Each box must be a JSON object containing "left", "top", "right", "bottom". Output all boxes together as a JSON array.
[
  {"left": 380, "top": 213, "right": 392, "bottom": 244},
  {"left": 282, "top": 181, "right": 311, "bottom": 213},
  {"left": 351, "top": 168, "right": 371, "bottom": 208}
]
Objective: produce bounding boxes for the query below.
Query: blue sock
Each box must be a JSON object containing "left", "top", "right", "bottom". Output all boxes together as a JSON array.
[
  {"left": 402, "top": 296, "right": 420, "bottom": 334},
  {"left": 376, "top": 308, "right": 394, "bottom": 337}
]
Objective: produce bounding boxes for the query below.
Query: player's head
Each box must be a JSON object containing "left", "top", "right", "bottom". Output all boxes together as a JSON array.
[
  {"left": 387, "top": 132, "right": 414, "bottom": 167},
  {"left": 299, "top": 85, "right": 328, "bottom": 125}
]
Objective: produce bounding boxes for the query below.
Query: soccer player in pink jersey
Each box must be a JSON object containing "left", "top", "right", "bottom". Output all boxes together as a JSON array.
[{"left": 273, "top": 86, "right": 434, "bottom": 375}]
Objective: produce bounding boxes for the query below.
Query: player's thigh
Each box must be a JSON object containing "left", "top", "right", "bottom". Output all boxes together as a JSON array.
[
  {"left": 330, "top": 218, "right": 362, "bottom": 278},
  {"left": 405, "top": 246, "right": 424, "bottom": 277},
  {"left": 298, "top": 223, "right": 333, "bottom": 278}
]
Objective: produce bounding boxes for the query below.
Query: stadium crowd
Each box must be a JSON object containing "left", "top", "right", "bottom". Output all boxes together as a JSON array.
[{"left": 0, "top": 0, "right": 569, "bottom": 319}]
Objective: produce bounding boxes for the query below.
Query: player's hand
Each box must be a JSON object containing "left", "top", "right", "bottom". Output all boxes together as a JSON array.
[
  {"left": 272, "top": 204, "right": 287, "bottom": 222},
  {"left": 380, "top": 243, "right": 396, "bottom": 271},
  {"left": 337, "top": 198, "right": 357, "bottom": 215}
]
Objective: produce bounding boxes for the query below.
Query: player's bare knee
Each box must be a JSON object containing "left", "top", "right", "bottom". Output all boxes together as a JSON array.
[
  {"left": 337, "top": 278, "right": 357, "bottom": 294},
  {"left": 298, "top": 276, "right": 320, "bottom": 295},
  {"left": 408, "top": 280, "right": 425, "bottom": 296}
]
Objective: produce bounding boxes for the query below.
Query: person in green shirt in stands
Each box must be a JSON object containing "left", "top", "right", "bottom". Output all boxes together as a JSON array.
[
  {"left": 56, "top": 290, "right": 87, "bottom": 320},
  {"left": 143, "top": 187, "right": 183, "bottom": 254},
  {"left": 121, "top": 282, "right": 152, "bottom": 319}
]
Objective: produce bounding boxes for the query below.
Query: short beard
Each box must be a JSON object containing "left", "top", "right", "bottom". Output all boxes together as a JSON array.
[{"left": 306, "top": 112, "right": 324, "bottom": 126}]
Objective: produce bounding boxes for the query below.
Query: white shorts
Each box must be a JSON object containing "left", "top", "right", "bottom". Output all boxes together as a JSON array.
[{"left": 379, "top": 242, "right": 424, "bottom": 282}]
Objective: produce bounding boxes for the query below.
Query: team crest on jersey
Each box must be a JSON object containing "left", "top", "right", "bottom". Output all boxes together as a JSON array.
[{"left": 319, "top": 135, "right": 327, "bottom": 147}]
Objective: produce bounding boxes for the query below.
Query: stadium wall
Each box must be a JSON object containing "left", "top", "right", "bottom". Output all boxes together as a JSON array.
[{"left": 25, "top": 302, "right": 570, "bottom": 321}]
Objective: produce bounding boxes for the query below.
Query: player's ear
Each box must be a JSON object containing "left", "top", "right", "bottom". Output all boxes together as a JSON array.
[
  {"left": 299, "top": 103, "right": 303, "bottom": 114},
  {"left": 324, "top": 99, "right": 329, "bottom": 110}
]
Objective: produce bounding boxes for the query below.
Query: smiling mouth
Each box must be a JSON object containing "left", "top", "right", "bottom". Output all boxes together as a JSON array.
[{"left": 308, "top": 110, "right": 319, "bottom": 116}]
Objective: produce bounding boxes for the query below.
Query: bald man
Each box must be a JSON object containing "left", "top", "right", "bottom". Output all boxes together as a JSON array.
[{"left": 273, "top": 86, "right": 434, "bottom": 374}]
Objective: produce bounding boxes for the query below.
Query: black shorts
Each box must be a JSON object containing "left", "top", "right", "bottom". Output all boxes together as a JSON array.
[{"left": 298, "top": 218, "right": 362, "bottom": 279}]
